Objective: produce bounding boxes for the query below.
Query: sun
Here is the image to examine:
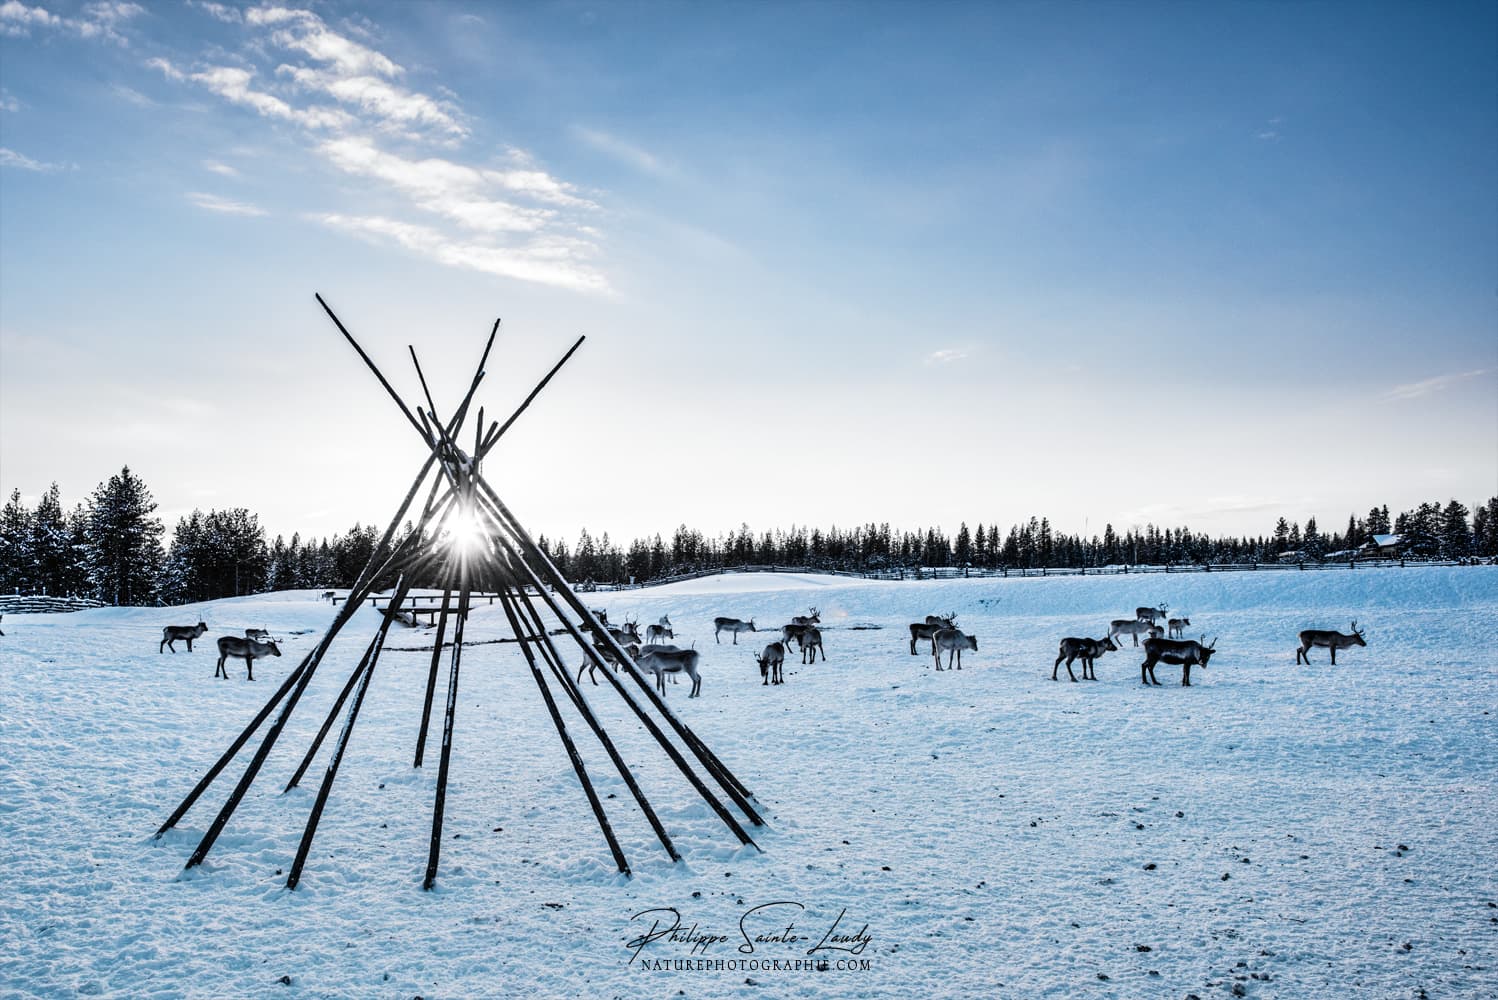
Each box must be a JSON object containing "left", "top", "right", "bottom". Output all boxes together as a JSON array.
[{"left": 444, "top": 506, "right": 487, "bottom": 555}]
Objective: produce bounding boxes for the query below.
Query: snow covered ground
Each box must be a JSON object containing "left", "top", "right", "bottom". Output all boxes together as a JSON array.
[{"left": 2, "top": 566, "right": 1495, "bottom": 999}]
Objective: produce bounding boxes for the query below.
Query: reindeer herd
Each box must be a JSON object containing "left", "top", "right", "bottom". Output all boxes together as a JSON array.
[{"left": 153, "top": 595, "right": 1370, "bottom": 696}]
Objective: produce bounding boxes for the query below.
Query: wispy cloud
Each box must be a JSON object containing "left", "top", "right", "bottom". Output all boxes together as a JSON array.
[
  {"left": 573, "top": 125, "right": 671, "bottom": 177},
  {"left": 313, "top": 213, "right": 607, "bottom": 294},
  {"left": 924, "top": 348, "right": 969, "bottom": 365},
  {"left": 1386, "top": 368, "right": 1491, "bottom": 401},
  {"left": 187, "top": 0, "right": 240, "bottom": 23},
  {"left": 202, "top": 159, "right": 239, "bottom": 177},
  {"left": 187, "top": 191, "right": 267, "bottom": 215},
  {"left": 0, "top": 0, "right": 143, "bottom": 45},
  {"left": 0, "top": 146, "right": 73, "bottom": 171},
  {"left": 141, "top": 5, "right": 607, "bottom": 292},
  {"left": 0, "top": 90, "right": 21, "bottom": 112}
]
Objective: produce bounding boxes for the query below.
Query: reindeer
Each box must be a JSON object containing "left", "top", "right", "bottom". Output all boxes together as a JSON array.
[
  {"left": 782, "top": 622, "right": 814, "bottom": 650},
  {"left": 1296, "top": 621, "right": 1366, "bottom": 665},
  {"left": 1053, "top": 636, "right": 1118, "bottom": 682},
  {"left": 926, "top": 613, "right": 957, "bottom": 628},
  {"left": 1140, "top": 635, "right": 1216, "bottom": 687},
  {"left": 907, "top": 622, "right": 947, "bottom": 655},
  {"left": 214, "top": 635, "right": 281, "bottom": 680},
  {"left": 590, "top": 608, "right": 610, "bottom": 626},
  {"left": 1147, "top": 625, "right": 1165, "bottom": 640},
  {"left": 1136, "top": 604, "right": 1169, "bottom": 625},
  {"left": 798, "top": 627, "right": 825, "bottom": 663},
  {"left": 1167, "top": 617, "right": 1190, "bottom": 639},
  {"left": 577, "top": 641, "right": 638, "bottom": 686},
  {"left": 645, "top": 622, "right": 675, "bottom": 644},
  {"left": 754, "top": 642, "right": 786, "bottom": 685},
  {"left": 607, "top": 618, "right": 642, "bottom": 646},
  {"left": 160, "top": 622, "right": 209, "bottom": 653},
  {"left": 245, "top": 627, "right": 272, "bottom": 641},
  {"left": 932, "top": 628, "right": 977, "bottom": 670},
  {"left": 654, "top": 614, "right": 670, "bottom": 629},
  {"left": 320, "top": 591, "right": 336, "bottom": 602},
  {"left": 1109, "top": 618, "right": 1154, "bottom": 647},
  {"left": 714, "top": 616, "right": 756, "bottom": 644},
  {"left": 637, "top": 646, "right": 702, "bottom": 697},
  {"left": 790, "top": 607, "right": 821, "bottom": 627}
]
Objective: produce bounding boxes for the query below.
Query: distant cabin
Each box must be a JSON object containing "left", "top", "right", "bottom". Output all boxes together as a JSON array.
[{"left": 1362, "top": 533, "right": 1404, "bottom": 558}]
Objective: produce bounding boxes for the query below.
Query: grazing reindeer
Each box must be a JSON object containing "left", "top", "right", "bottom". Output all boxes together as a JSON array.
[
  {"left": 637, "top": 646, "right": 702, "bottom": 697},
  {"left": 645, "top": 623, "right": 675, "bottom": 644},
  {"left": 790, "top": 607, "right": 821, "bottom": 627},
  {"left": 1140, "top": 635, "right": 1216, "bottom": 687},
  {"left": 1147, "top": 625, "right": 1165, "bottom": 640},
  {"left": 932, "top": 628, "right": 977, "bottom": 671},
  {"left": 1109, "top": 618, "right": 1154, "bottom": 647},
  {"left": 754, "top": 642, "right": 786, "bottom": 685},
  {"left": 713, "top": 616, "right": 756, "bottom": 644},
  {"left": 1136, "top": 604, "right": 1168, "bottom": 625},
  {"left": 578, "top": 641, "right": 638, "bottom": 686},
  {"left": 160, "top": 622, "right": 209, "bottom": 654},
  {"left": 799, "top": 627, "right": 825, "bottom": 663},
  {"left": 1167, "top": 617, "right": 1190, "bottom": 639},
  {"left": 214, "top": 635, "right": 281, "bottom": 680},
  {"left": 1296, "top": 621, "right": 1367, "bottom": 665},
  {"left": 1053, "top": 636, "right": 1118, "bottom": 682}
]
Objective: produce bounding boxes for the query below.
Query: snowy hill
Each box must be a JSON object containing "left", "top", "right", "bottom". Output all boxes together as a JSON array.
[{"left": 1, "top": 567, "right": 1495, "bottom": 998}]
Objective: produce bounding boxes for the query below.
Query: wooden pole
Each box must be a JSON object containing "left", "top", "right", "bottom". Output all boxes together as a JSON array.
[
  {"left": 413, "top": 587, "right": 453, "bottom": 768},
  {"left": 512, "top": 585, "right": 681, "bottom": 863},
  {"left": 422, "top": 577, "right": 472, "bottom": 890},
  {"left": 497, "top": 590, "right": 630, "bottom": 875},
  {"left": 285, "top": 575, "right": 413, "bottom": 889}
]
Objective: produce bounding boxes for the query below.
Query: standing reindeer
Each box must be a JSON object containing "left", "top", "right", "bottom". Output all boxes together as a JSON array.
[
  {"left": 932, "top": 628, "right": 977, "bottom": 670},
  {"left": 160, "top": 622, "right": 209, "bottom": 653},
  {"left": 1108, "top": 618, "right": 1154, "bottom": 647},
  {"left": 1136, "top": 604, "right": 1169, "bottom": 625},
  {"left": 1295, "top": 621, "right": 1367, "bottom": 665},
  {"left": 714, "top": 616, "right": 757, "bottom": 644},
  {"left": 754, "top": 642, "right": 786, "bottom": 685},
  {"left": 1167, "top": 617, "right": 1190, "bottom": 639},
  {"left": 578, "top": 641, "right": 638, "bottom": 686},
  {"left": 214, "top": 635, "right": 281, "bottom": 680},
  {"left": 797, "top": 627, "right": 825, "bottom": 663},
  {"left": 790, "top": 607, "right": 821, "bottom": 627},
  {"left": 1053, "top": 635, "right": 1118, "bottom": 682},
  {"left": 1140, "top": 635, "right": 1216, "bottom": 687},
  {"left": 645, "top": 622, "right": 675, "bottom": 644},
  {"left": 637, "top": 646, "right": 702, "bottom": 697}
]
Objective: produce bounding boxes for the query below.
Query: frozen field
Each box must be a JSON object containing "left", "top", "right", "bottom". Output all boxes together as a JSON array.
[{"left": 1, "top": 566, "right": 1495, "bottom": 999}]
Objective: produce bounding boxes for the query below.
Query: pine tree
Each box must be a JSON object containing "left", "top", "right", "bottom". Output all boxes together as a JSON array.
[
  {"left": 83, "top": 466, "right": 164, "bottom": 606},
  {"left": 1303, "top": 517, "right": 1323, "bottom": 560},
  {"left": 0, "top": 488, "right": 35, "bottom": 594},
  {"left": 31, "top": 483, "right": 71, "bottom": 595},
  {"left": 1439, "top": 500, "right": 1471, "bottom": 558}
]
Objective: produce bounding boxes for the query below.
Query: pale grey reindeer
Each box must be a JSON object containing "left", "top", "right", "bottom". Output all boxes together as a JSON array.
[
  {"left": 160, "top": 622, "right": 209, "bottom": 653},
  {"left": 214, "top": 635, "right": 280, "bottom": 681},
  {"left": 1109, "top": 618, "right": 1154, "bottom": 647},
  {"left": 607, "top": 618, "right": 642, "bottom": 646},
  {"left": 753, "top": 642, "right": 786, "bottom": 685},
  {"left": 932, "top": 627, "right": 977, "bottom": 671},
  {"left": 645, "top": 622, "right": 675, "bottom": 644},
  {"left": 714, "top": 616, "right": 756, "bottom": 644},
  {"left": 1053, "top": 635, "right": 1118, "bottom": 682},
  {"left": 245, "top": 627, "right": 272, "bottom": 641},
  {"left": 637, "top": 646, "right": 702, "bottom": 697},
  {"left": 1167, "top": 617, "right": 1190, "bottom": 639},
  {"left": 1136, "top": 604, "right": 1169, "bottom": 625},
  {"left": 578, "top": 641, "right": 638, "bottom": 686},
  {"left": 1295, "top": 621, "right": 1366, "bottom": 665}
]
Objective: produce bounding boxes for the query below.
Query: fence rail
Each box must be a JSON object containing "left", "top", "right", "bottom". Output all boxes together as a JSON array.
[{"left": 0, "top": 595, "right": 106, "bottom": 615}]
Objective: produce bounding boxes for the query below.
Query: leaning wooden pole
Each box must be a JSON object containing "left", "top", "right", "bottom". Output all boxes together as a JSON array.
[
  {"left": 423, "top": 577, "right": 473, "bottom": 890},
  {"left": 413, "top": 587, "right": 454, "bottom": 768},
  {"left": 285, "top": 577, "right": 412, "bottom": 889},
  {"left": 512, "top": 585, "right": 682, "bottom": 863},
  {"left": 497, "top": 590, "right": 630, "bottom": 876}
]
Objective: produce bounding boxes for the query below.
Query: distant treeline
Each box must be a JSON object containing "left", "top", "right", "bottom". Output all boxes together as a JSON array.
[{"left": 2, "top": 466, "right": 1495, "bottom": 605}]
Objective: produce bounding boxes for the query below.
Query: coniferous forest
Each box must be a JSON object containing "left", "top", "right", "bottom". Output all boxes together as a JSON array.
[{"left": 1, "top": 467, "right": 1494, "bottom": 605}]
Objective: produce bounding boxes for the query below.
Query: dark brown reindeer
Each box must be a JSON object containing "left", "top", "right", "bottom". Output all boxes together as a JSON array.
[
  {"left": 214, "top": 635, "right": 281, "bottom": 680},
  {"left": 160, "top": 622, "right": 209, "bottom": 653},
  {"left": 1140, "top": 635, "right": 1217, "bottom": 687},
  {"left": 753, "top": 641, "right": 786, "bottom": 685},
  {"left": 907, "top": 613, "right": 956, "bottom": 655},
  {"left": 799, "top": 626, "right": 825, "bottom": 663},
  {"left": 1296, "top": 621, "right": 1366, "bottom": 665},
  {"left": 1053, "top": 635, "right": 1118, "bottom": 682},
  {"left": 789, "top": 607, "right": 821, "bottom": 627}
]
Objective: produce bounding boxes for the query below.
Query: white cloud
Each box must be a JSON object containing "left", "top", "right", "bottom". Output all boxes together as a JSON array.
[
  {"left": 187, "top": 191, "right": 267, "bottom": 215},
  {"left": 313, "top": 213, "right": 608, "bottom": 293},
  {"left": 924, "top": 348, "right": 969, "bottom": 365},
  {"left": 0, "top": 0, "right": 60, "bottom": 33},
  {"left": 1386, "top": 369, "right": 1491, "bottom": 401},
  {"left": 0, "top": 146, "right": 72, "bottom": 171},
  {"left": 202, "top": 159, "right": 240, "bottom": 177},
  {"left": 0, "top": 0, "right": 142, "bottom": 44},
  {"left": 188, "top": 0, "right": 241, "bottom": 23},
  {"left": 192, "top": 65, "right": 350, "bottom": 129},
  {"left": 0, "top": 90, "right": 20, "bottom": 112},
  {"left": 145, "top": 56, "right": 185, "bottom": 81},
  {"left": 278, "top": 65, "right": 465, "bottom": 138}
]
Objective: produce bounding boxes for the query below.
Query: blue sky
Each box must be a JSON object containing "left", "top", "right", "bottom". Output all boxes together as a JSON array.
[{"left": 2, "top": 1, "right": 1495, "bottom": 546}]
